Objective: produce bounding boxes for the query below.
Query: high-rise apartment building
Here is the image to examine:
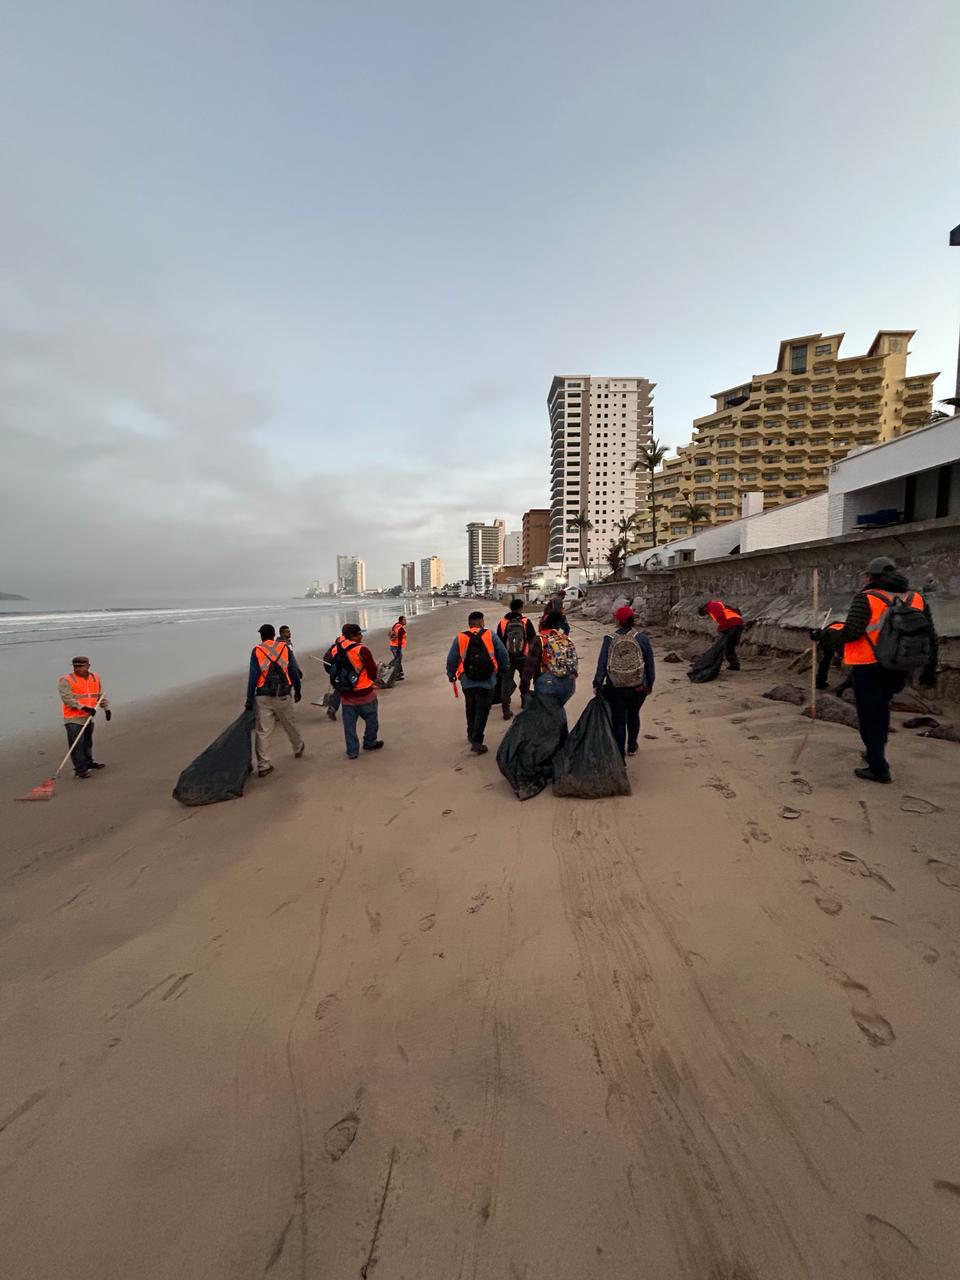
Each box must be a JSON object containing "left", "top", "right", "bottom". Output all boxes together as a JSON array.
[
  {"left": 420, "top": 556, "right": 444, "bottom": 591},
  {"left": 503, "top": 530, "right": 522, "bottom": 565},
  {"left": 548, "top": 375, "right": 654, "bottom": 567},
  {"left": 400, "top": 562, "right": 416, "bottom": 592},
  {"left": 521, "top": 508, "right": 550, "bottom": 567},
  {"left": 466, "top": 519, "right": 505, "bottom": 583},
  {"left": 336, "top": 555, "right": 366, "bottom": 594},
  {"left": 643, "top": 331, "right": 937, "bottom": 545}
]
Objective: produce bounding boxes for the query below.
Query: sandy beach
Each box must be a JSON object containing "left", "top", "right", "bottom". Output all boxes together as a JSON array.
[{"left": 2, "top": 605, "right": 959, "bottom": 1279}]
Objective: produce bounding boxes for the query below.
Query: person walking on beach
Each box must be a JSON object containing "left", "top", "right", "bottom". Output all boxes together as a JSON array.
[
  {"left": 698, "top": 599, "right": 744, "bottom": 669},
  {"left": 278, "top": 626, "right": 304, "bottom": 684},
  {"left": 811, "top": 555, "right": 937, "bottom": 784},
  {"left": 58, "top": 656, "right": 111, "bottom": 779},
  {"left": 541, "top": 590, "right": 570, "bottom": 635},
  {"left": 245, "top": 624, "right": 304, "bottom": 778},
  {"left": 496, "top": 599, "right": 536, "bottom": 720},
  {"left": 389, "top": 616, "right": 407, "bottom": 680},
  {"left": 593, "top": 606, "right": 655, "bottom": 758},
  {"left": 446, "top": 611, "right": 510, "bottom": 754},
  {"left": 327, "top": 623, "right": 383, "bottom": 759},
  {"left": 523, "top": 611, "right": 578, "bottom": 706}
]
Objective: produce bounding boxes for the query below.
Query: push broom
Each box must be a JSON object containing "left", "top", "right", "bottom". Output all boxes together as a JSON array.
[{"left": 16, "top": 697, "right": 103, "bottom": 801}]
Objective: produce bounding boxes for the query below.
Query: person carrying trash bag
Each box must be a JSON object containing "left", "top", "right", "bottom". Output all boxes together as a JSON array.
[
  {"left": 522, "top": 611, "right": 579, "bottom": 706},
  {"left": 496, "top": 690, "right": 569, "bottom": 801},
  {"left": 552, "top": 695, "right": 631, "bottom": 798},
  {"left": 593, "top": 606, "right": 655, "bottom": 759}
]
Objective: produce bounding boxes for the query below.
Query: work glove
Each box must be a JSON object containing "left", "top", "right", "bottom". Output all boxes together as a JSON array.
[
  {"left": 104, "top": 709, "right": 112, "bottom": 722},
  {"left": 294, "top": 691, "right": 302, "bottom": 703},
  {"left": 84, "top": 707, "right": 96, "bottom": 717},
  {"left": 809, "top": 629, "right": 823, "bottom": 642}
]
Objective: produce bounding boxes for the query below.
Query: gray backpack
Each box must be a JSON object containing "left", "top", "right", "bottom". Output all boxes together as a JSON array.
[
  {"left": 606, "top": 633, "right": 645, "bottom": 688},
  {"left": 867, "top": 590, "right": 934, "bottom": 674}
]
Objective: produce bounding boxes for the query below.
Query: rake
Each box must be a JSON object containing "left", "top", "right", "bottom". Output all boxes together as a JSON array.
[{"left": 16, "top": 699, "right": 103, "bottom": 801}]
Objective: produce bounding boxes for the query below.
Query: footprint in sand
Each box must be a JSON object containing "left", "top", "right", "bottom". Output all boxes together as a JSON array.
[
  {"left": 841, "top": 979, "right": 895, "bottom": 1047},
  {"left": 792, "top": 777, "right": 813, "bottom": 796},
  {"left": 746, "top": 822, "right": 771, "bottom": 844},
  {"left": 704, "top": 778, "right": 736, "bottom": 800},
  {"left": 323, "top": 1113, "right": 359, "bottom": 1161},
  {"left": 418, "top": 913, "right": 436, "bottom": 932},
  {"left": 815, "top": 896, "right": 843, "bottom": 916}
]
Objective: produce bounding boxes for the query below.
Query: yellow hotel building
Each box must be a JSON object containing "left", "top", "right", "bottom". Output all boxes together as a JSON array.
[{"left": 638, "top": 331, "right": 937, "bottom": 545}]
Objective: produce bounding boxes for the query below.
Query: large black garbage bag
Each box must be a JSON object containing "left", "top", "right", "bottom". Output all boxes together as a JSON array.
[
  {"left": 552, "top": 696, "right": 631, "bottom": 798},
  {"left": 172, "top": 709, "right": 255, "bottom": 806},
  {"left": 687, "top": 635, "right": 726, "bottom": 684},
  {"left": 496, "top": 691, "right": 568, "bottom": 800}
]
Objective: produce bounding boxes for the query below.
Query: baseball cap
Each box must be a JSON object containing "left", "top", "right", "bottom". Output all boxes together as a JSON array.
[{"left": 866, "top": 555, "right": 896, "bottom": 575}]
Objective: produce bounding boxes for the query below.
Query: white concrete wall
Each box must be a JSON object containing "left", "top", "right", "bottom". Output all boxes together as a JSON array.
[
  {"left": 829, "top": 415, "right": 960, "bottom": 494},
  {"left": 742, "top": 492, "right": 829, "bottom": 552}
]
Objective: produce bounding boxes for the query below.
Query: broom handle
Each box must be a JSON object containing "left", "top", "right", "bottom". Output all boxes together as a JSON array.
[
  {"left": 809, "top": 570, "right": 819, "bottom": 720},
  {"left": 54, "top": 697, "right": 104, "bottom": 777}
]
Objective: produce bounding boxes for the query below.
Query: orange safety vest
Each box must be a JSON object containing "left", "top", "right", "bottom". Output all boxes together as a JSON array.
[
  {"left": 843, "top": 589, "right": 924, "bottom": 667},
  {"left": 710, "top": 601, "right": 742, "bottom": 627},
  {"left": 455, "top": 627, "right": 498, "bottom": 678},
  {"left": 389, "top": 623, "right": 407, "bottom": 649},
  {"left": 254, "top": 639, "right": 293, "bottom": 689},
  {"left": 338, "top": 640, "right": 375, "bottom": 692},
  {"left": 62, "top": 671, "right": 102, "bottom": 720}
]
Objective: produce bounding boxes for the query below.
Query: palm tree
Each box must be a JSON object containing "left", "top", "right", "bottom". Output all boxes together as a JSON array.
[
  {"left": 566, "top": 510, "right": 593, "bottom": 577},
  {"left": 631, "top": 438, "right": 669, "bottom": 549},
  {"left": 681, "top": 501, "right": 710, "bottom": 533},
  {"left": 615, "top": 514, "right": 637, "bottom": 553},
  {"left": 606, "top": 541, "right": 625, "bottom": 578}
]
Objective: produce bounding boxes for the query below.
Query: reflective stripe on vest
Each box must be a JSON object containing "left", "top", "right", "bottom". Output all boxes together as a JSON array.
[
  {"left": 62, "top": 671, "right": 101, "bottom": 719},
  {"left": 843, "top": 590, "right": 924, "bottom": 666},
  {"left": 254, "top": 640, "right": 292, "bottom": 689},
  {"left": 339, "top": 641, "right": 374, "bottom": 692},
  {"left": 456, "top": 628, "right": 498, "bottom": 677}
]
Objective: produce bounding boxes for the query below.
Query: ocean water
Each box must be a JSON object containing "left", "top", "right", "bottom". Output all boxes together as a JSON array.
[{"left": 0, "top": 597, "right": 446, "bottom": 741}]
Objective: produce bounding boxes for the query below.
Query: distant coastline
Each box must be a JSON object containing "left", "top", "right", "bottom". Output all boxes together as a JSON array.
[{"left": 0, "top": 592, "right": 27, "bottom": 601}]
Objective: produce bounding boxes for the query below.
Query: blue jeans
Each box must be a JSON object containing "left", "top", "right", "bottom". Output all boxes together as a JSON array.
[
  {"left": 534, "top": 673, "right": 576, "bottom": 706},
  {"left": 390, "top": 646, "right": 404, "bottom": 676},
  {"left": 342, "top": 699, "right": 380, "bottom": 757}
]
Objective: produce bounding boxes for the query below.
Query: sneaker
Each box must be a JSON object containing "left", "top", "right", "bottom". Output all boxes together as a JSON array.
[
  {"left": 346, "top": 753, "right": 359, "bottom": 760},
  {"left": 75, "top": 769, "right": 91, "bottom": 779},
  {"left": 294, "top": 743, "right": 305, "bottom": 758},
  {"left": 627, "top": 744, "right": 638, "bottom": 756},
  {"left": 326, "top": 707, "right": 337, "bottom": 721},
  {"left": 854, "top": 766, "right": 891, "bottom": 784},
  {"left": 363, "top": 741, "right": 385, "bottom": 751},
  {"left": 257, "top": 765, "right": 274, "bottom": 778},
  {"left": 470, "top": 743, "right": 489, "bottom": 755},
  {"left": 88, "top": 762, "right": 106, "bottom": 770},
  {"left": 502, "top": 708, "right": 513, "bottom": 721}
]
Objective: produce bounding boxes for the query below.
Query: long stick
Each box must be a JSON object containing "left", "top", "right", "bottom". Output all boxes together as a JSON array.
[{"left": 809, "top": 568, "right": 819, "bottom": 721}]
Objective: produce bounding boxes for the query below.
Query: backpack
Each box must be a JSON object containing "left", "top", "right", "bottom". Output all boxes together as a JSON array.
[
  {"left": 259, "top": 643, "right": 291, "bottom": 697},
  {"left": 327, "top": 642, "right": 362, "bottom": 693},
  {"left": 503, "top": 615, "right": 527, "bottom": 659},
  {"left": 461, "top": 630, "right": 495, "bottom": 681},
  {"left": 605, "top": 632, "right": 645, "bottom": 689},
  {"left": 867, "top": 591, "right": 934, "bottom": 674},
  {"left": 541, "top": 631, "right": 578, "bottom": 678}
]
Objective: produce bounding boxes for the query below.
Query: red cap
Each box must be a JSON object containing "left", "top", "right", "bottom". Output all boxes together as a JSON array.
[{"left": 614, "top": 606, "right": 635, "bottom": 625}]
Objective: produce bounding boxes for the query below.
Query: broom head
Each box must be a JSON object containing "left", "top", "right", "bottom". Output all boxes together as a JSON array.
[{"left": 16, "top": 778, "right": 55, "bottom": 801}]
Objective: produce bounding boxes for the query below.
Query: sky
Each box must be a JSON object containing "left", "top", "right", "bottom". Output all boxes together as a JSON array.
[{"left": 1, "top": 0, "right": 959, "bottom": 602}]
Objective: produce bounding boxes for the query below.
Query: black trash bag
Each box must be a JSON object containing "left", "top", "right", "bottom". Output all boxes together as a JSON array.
[
  {"left": 496, "top": 691, "right": 568, "bottom": 800},
  {"left": 172, "top": 709, "right": 255, "bottom": 806},
  {"left": 687, "top": 635, "right": 726, "bottom": 684},
  {"left": 552, "top": 696, "right": 631, "bottom": 798}
]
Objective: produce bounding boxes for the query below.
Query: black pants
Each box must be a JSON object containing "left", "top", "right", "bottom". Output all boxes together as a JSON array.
[
  {"left": 65, "top": 720, "right": 94, "bottom": 773},
  {"left": 463, "top": 687, "right": 494, "bottom": 745},
  {"left": 816, "top": 645, "right": 835, "bottom": 689},
  {"left": 852, "top": 665, "right": 905, "bottom": 777},
  {"left": 723, "top": 626, "right": 743, "bottom": 669},
  {"left": 602, "top": 687, "right": 645, "bottom": 759},
  {"left": 500, "top": 655, "right": 531, "bottom": 711}
]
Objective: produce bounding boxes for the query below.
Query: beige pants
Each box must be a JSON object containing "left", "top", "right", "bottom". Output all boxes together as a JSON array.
[{"left": 255, "top": 695, "right": 303, "bottom": 769}]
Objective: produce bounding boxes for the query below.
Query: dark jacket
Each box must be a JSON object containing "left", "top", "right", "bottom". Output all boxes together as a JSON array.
[
  {"left": 246, "top": 642, "right": 302, "bottom": 703},
  {"left": 497, "top": 613, "right": 538, "bottom": 657},
  {"left": 593, "top": 626, "right": 656, "bottom": 691},
  {"left": 836, "top": 571, "right": 938, "bottom": 681}
]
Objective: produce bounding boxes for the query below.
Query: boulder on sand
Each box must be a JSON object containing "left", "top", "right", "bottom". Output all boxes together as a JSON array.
[
  {"left": 762, "top": 684, "right": 807, "bottom": 706},
  {"left": 903, "top": 715, "right": 939, "bottom": 729},
  {"left": 662, "top": 652, "right": 683, "bottom": 664},
  {"left": 801, "top": 698, "right": 893, "bottom": 731},
  {"left": 921, "top": 723, "right": 960, "bottom": 743}
]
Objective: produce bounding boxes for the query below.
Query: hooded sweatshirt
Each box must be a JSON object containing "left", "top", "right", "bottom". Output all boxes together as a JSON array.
[{"left": 836, "top": 571, "right": 938, "bottom": 681}]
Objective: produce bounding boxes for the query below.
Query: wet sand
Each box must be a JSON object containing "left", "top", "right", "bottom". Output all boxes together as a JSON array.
[{"left": 2, "top": 606, "right": 959, "bottom": 1279}]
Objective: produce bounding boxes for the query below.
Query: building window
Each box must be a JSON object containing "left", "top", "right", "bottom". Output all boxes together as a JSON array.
[
  {"left": 791, "top": 345, "right": 808, "bottom": 374},
  {"left": 814, "top": 343, "right": 832, "bottom": 356}
]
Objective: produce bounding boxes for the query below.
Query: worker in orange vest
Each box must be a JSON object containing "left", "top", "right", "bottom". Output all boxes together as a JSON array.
[
  {"left": 445, "top": 611, "right": 510, "bottom": 754},
  {"left": 327, "top": 623, "right": 383, "bottom": 759},
  {"left": 389, "top": 616, "right": 407, "bottom": 681},
  {"left": 698, "top": 599, "right": 744, "bottom": 670},
  {"left": 58, "top": 655, "right": 111, "bottom": 779},
  {"left": 812, "top": 556, "right": 937, "bottom": 783},
  {"left": 244, "top": 624, "right": 304, "bottom": 777}
]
